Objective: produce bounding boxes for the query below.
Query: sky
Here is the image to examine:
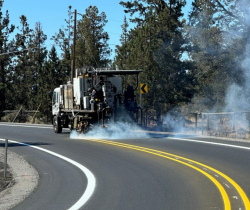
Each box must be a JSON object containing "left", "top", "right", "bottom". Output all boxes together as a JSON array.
[{"left": 2, "top": 0, "right": 192, "bottom": 59}]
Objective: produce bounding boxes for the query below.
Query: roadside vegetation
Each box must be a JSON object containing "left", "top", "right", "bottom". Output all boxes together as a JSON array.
[{"left": 0, "top": 0, "right": 250, "bottom": 134}]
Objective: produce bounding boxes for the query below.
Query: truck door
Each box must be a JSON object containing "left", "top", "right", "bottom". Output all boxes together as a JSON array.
[{"left": 52, "top": 89, "right": 59, "bottom": 116}]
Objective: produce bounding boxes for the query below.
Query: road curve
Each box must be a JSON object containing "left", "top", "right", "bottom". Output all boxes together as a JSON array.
[
  {"left": 1, "top": 122, "right": 250, "bottom": 210},
  {"left": 0, "top": 138, "right": 96, "bottom": 210}
]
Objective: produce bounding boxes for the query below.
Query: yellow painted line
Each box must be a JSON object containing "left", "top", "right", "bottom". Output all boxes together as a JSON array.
[
  {"left": 84, "top": 139, "right": 231, "bottom": 210},
  {"left": 110, "top": 140, "right": 250, "bottom": 210},
  {"left": 91, "top": 139, "right": 250, "bottom": 210}
]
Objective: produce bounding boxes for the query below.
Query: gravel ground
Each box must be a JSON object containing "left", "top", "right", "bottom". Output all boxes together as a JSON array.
[
  {"left": 0, "top": 148, "right": 39, "bottom": 210},
  {"left": 0, "top": 162, "right": 14, "bottom": 193}
]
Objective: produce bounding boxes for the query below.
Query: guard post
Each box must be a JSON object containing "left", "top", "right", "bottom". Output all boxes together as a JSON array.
[{"left": 4, "top": 139, "right": 8, "bottom": 178}]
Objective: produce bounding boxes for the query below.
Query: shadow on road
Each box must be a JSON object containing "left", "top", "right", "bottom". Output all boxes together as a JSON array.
[
  {"left": 0, "top": 142, "right": 53, "bottom": 147},
  {"left": 147, "top": 133, "right": 199, "bottom": 139},
  {"left": 148, "top": 133, "right": 171, "bottom": 138},
  {"left": 59, "top": 131, "right": 71, "bottom": 135}
]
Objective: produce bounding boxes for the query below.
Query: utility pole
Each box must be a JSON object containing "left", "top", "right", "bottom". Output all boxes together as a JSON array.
[{"left": 71, "top": 9, "right": 77, "bottom": 83}]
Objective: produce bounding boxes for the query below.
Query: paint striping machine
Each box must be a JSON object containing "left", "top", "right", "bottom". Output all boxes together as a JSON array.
[{"left": 52, "top": 67, "right": 143, "bottom": 134}]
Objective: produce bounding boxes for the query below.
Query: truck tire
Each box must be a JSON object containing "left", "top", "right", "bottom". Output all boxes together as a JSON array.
[{"left": 53, "top": 116, "right": 62, "bottom": 133}]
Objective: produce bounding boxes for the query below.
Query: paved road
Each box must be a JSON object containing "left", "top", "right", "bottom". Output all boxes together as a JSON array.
[{"left": 0, "top": 123, "right": 250, "bottom": 210}]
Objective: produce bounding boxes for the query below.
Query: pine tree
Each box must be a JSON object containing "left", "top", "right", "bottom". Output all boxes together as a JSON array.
[
  {"left": 51, "top": 6, "right": 73, "bottom": 80},
  {"left": 47, "top": 46, "right": 66, "bottom": 88},
  {"left": 186, "top": 0, "right": 248, "bottom": 111},
  {"left": 114, "top": 15, "right": 130, "bottom": 69},
  {"left": 13, "top": 15, "right": 35, "bottom": 109},
  {"left": 0, "top": 0, "right": 15, "bottom": 116},
  {"left": 214, "top": 0, "right": 250, "bottom": 111},
  {"left": 31, "top": 22, "right": 48, "bottom": 112},
  {"left": 76, "top": 5, "right": 111, "bottom": 68},
  {"left": 117, "top": 0, "right": 195, "bottom": 126}
]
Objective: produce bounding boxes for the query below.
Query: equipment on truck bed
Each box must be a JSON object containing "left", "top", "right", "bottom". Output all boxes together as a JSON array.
[{"left": 52, "top": 67, "right": 142, "bottom": 134}]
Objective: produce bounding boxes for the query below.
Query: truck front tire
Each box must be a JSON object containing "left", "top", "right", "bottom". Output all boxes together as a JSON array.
[{"left": 53, "top": 116, "right": 62, "bottom": 133}]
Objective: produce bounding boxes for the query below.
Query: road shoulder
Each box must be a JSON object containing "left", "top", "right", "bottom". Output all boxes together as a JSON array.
[{"left": 0, "top": 148, "right": 39, "bottom": 210}]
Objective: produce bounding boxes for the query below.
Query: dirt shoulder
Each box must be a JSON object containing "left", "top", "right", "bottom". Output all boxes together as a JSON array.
[
  {"left": 0, "top": 148, "right": 39, "bottom": 210},
  {"left": 0, "top": 162, "right": 14, "bottom": 193}
]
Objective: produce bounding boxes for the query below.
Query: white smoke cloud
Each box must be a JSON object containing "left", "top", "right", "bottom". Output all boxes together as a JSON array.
[
  {"left": 224, "top": 1, "right": 250, "bottom": 113},
  {"left": 225, "top": 83, "right": 250, "bottom": 112},
  {"left": 162, "top": 111, "right": 186, "bottom": 133},
  {"left": 159, "top": 1, "right": 250, "bottom": 137},
  {"left": 70, "top": 121, "right": 149, "bottom": 140}
]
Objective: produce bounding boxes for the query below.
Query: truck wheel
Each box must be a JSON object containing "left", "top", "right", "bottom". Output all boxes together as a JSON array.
[{"left": 53, "top": 116, "right": 62, "bottom": 133}]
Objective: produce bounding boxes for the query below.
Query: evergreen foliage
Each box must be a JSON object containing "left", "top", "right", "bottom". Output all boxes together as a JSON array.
[
  {"left": 76, "top": 5, "right": 111, "bottom": 68},
  {"left": 0, "top": 0, "right": 249, "bottom": 125},
  {"left": 116, "top": 0, "right": 196, "bottom": 126},
  {"left": 0, "top": 0, "right": 15, "bottom": 116},
  {"left": 186, "top": 0, "right": 250, "bottom": 112}
]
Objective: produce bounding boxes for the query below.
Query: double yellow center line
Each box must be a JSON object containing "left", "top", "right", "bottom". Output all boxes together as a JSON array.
[{"left": 84, "top": 138, "right": 250, "bottom": 210}]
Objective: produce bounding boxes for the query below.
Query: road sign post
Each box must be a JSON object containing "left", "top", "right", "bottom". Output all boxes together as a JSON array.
[
  {"left": 139, "top": 83, "right": 148, "bottom": 109},
  {"left": 140, "top": 92, "right": 142, "bottom": 108},
  {"left": 139, "top": 84, "right": 148, "bottom": 127}
]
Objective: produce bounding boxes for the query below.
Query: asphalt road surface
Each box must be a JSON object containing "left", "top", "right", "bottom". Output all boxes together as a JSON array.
[{"left": 0, "top": 122, "right": 250, "bottom": 210}]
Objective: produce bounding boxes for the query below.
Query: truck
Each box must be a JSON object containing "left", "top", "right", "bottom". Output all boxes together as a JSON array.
[{"left": 52, "top": 67, "right": 142, "bottom": 134}]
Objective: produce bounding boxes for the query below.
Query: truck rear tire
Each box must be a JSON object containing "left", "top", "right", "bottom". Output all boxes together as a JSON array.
[{"left": 53, "top": 116, "right": 62, "bottom": 133}]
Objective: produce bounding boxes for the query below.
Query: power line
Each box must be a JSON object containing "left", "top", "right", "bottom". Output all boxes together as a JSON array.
[{"left": 0, "top": 47, "right": 40, "bottom": 56}]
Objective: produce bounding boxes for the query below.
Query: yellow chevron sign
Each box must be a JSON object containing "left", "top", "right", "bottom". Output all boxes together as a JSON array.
[{"left": 140, "top": 83, "right": 148, "bottom": 94}]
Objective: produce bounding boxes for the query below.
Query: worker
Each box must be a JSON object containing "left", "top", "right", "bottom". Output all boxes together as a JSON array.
[{"left": 92, "top": 89, "right": 96, "bottom": 97}]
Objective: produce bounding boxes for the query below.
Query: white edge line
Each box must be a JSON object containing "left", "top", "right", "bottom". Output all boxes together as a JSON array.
[
  {"left": 0, "top": 124, "right": 52, "bottom": 129},
  {"left": 169, "top": 137, "right": 250, "bottom": 151},
  {"left": 0, "top": 138, "right": 96, "bottom": 210}
]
